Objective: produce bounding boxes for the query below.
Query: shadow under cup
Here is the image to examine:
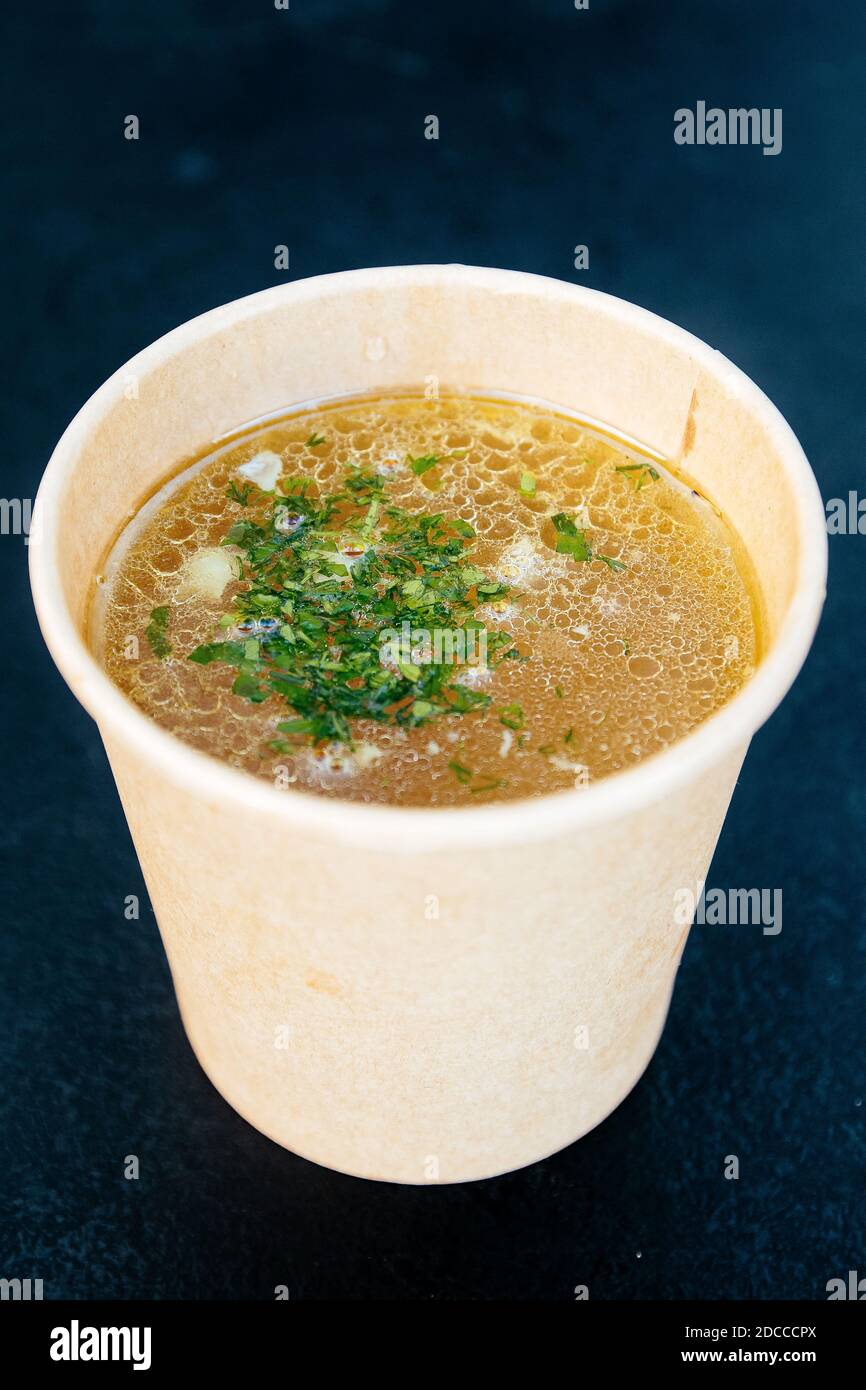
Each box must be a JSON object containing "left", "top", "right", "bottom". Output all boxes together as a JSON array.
[{"left": 30, "top": 266, "right": 827, "bottom": 1183}]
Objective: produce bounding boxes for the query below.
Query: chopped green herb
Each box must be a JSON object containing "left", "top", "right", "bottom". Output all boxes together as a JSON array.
[
  {"left": 232, "top": 672, "right": 267, "bottom": 703},
  {"left": 188, "top": 640, "right": 244, "bottom": 666},
  {"left": 551, "top": 513, "right": 627, "bottom": 572},
  {"left": 447, "top": 759, "right": 506, "bottom": 795},
  {"left": 499, "top": 703, "right": 525, "bottom": 730},
  {"left": 555, "top": 684, "right": 564, "bottom": 699},
  {"left": 407, "top": 449, "right": 467, "bottom": 478},
  {"left": 519, "top": 471, "right": 537, "bottom": 496},
  {"left": 277, "top": 717, "right": 316, "bottom": 735},
  {"left": 552, "top": 512, "right": 592, "bottom": 562},
  {"left": 306, "top": 433, "right": 326, "bottom": 448},
  {"left": 226, "top": 480, "right": 253, "bottom": 506},
  {"left": 448, "top": 760, "right": 474, "bottom": 785},
  {"left": 460, "top": 565, "right": 486, "bottom": 585},
  {"left": 360, "top": 497, "right": 380, "bottom": 537},
  {"left": 183, "top": 462, "right": 518, "bottom": 749},
  {"left": 615, "top": 462, "right": 660, "bottom": 491},
  {"left": 407, "top": 453, "right": 440, "bottom": 477},
  {"left": 470, "top": 777, "right": 507, "bottom": 795},
  {"left": 145, "top": 606, "right": 172, "bottom": 659}
]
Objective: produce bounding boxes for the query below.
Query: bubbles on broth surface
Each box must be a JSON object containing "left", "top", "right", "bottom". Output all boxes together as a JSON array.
[{"left": 93, "top": 393, "right": 759, "bottom": 806}]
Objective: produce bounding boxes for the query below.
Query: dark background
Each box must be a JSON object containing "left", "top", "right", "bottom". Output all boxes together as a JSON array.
[{"left": 2, "top": 0, "right": 864, "bottom": 1300}]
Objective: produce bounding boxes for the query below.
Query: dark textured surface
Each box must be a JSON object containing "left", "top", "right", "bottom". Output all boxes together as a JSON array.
[{"left": 2, "top": 0, "right": 864, "bottom": 1300}]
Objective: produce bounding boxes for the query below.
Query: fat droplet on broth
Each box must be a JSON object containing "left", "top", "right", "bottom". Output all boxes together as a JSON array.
[{"left": 95, "top": 393, "right": 758, "bottom": 807}]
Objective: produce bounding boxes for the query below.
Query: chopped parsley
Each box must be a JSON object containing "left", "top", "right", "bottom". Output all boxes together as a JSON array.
[
  {"left": 407, "top": 453, "right": 441, "bottom": 477},
  {"left": 226, "top": 480, "right": 253, "bottom": 506},
  {"left": 552, "top": 512, "right": 592, "bottom": 561},
  {"left": 499, "top": 703, "right": 525, "bottom": 730},
  {"left": 174, "top": 448, "right": 635, "bottom": 760},
  {"left": 187, "top": 463, "right": 521, "bottom": 748},
  {"left": 406, "top": 449, "right": 467, "bottom": 478},
  {"left": 145, "top": 605, "right": 172, "bottom": 659},
  {"left": 552, "top": 512, "right": 627, "bottom": 572}
]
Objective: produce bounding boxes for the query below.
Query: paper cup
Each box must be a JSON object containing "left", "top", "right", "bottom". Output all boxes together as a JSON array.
[{"left": 30, "top": 267, "right": 827, "bottom": 1183}]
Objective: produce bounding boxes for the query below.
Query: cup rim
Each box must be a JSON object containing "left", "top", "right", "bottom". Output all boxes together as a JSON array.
[{"left": 29, "top": 265, "right": 828, "bottom": 852}]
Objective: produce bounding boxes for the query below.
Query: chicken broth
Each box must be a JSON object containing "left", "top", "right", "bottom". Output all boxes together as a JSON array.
[{"left": 91, "top": 392, "right": 760, "bottom": 806}]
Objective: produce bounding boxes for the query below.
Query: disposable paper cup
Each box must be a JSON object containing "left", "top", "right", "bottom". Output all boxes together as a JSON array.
[{"left": 30, "top": 267, "right": 827, "bottom": 1183}]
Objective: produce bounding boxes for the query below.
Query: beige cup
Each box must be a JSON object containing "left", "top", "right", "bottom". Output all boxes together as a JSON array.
[{"left": 30, "top": 266, "right": 827, "bottom": 1183}]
